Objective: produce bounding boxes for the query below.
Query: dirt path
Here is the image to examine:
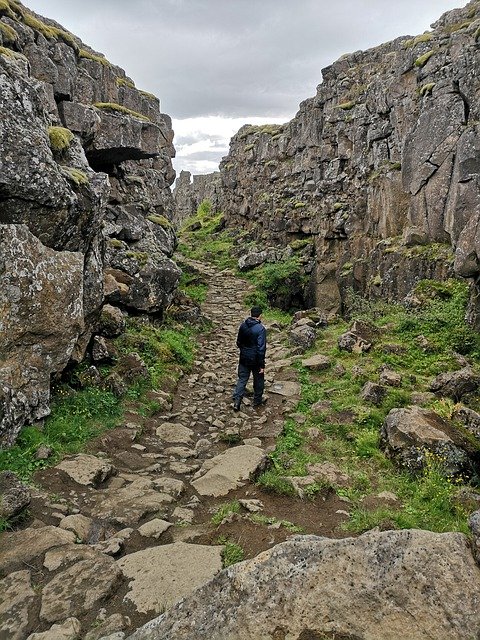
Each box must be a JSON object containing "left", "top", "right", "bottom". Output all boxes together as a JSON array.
[{"left": 0, "top": 261, "right": 349, "bottom": 640}]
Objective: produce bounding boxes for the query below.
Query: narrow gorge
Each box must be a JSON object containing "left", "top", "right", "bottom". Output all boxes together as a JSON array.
[{"left": 2, "top": 1, "right": 480, "bottom": 639}]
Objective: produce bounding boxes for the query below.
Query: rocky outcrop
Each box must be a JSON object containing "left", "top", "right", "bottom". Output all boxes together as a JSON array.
[
  {"left": 0, "top": 0, "right": 179, "bottom": 445},
  {"left": 126, "top": 530, "right": 480, "bottom": 640},
  {"left": 219, "top": 1, "right": 480, "bottom": 316},
  {"left": 173, "top": 170, "right": 221, "bottom": 225}
]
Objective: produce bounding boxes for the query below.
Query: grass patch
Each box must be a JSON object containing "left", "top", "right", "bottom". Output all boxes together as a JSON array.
[
  {"left": 177, "top": 200, "right": 236, "bottom": 270},
  {"left": 79, "top": 49, "right": 111, "bottom": 66},
  {"left": 93, "top": 102, "right": 150, "bottom": 122},
  {"left": 243, "top": 257, "right": 307, "bottom": 310},
  {"left": 211, "top": 500, "right": 241, "bottom": 525},
  {"left": 217, "top": 536, "right": 245, "bottom": 567},
  {"left": 48, "top": 126, "right": 74, "bottom": 152},
  {"left": 415, "top": 50, "right": 435, "bottom": 68},
  {"left": 62, "top": 167, "right": 89, "bottom": 186}
]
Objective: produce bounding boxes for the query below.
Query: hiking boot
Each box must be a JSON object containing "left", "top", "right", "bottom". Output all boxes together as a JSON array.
[
  {"left": 253, "top": 398, "right": 267, "bottom": 408},
  {"left": 233, "top": 399, "right": 241, "bottom": 412}
]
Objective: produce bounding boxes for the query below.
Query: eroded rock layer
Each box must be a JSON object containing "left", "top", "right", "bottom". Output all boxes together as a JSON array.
[
  {"left": 220, "top": 1, "right": 480, "bottom": 316},
  {"left": 0, "top": 0, "right": 179, "bottom": 446}
]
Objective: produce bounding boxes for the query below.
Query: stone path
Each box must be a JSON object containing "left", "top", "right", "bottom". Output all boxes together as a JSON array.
[{"left": 0, "top": 260, "right": 309, "bottom": 640}]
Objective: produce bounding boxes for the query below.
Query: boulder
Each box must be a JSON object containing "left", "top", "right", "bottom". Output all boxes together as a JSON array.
[
  {"left": 361, "top": 381, "right": 387, "bottom": 405},
  {"left": 0, "top": 225, "right": 84, "bottom": 447},
  {"left": 379, "top": 367, "right": 402, "bottom": 387},
  {"left": 0, "top": 471, "right": 31, "bottom": 519},
  {"left": 306, "top": 462, "right": 351, "bottom": 488},
  {"left": 338, "top": 330, "right": 371, "bottom": 353},
  {"left": 155, "top": 422, "right": 194, "bottom": 444},
  {"left": 289, "top": 325, "right": 316, "bottom": 352},
  {"left": 0, "top": 526, "right": 76, "bottom": 575},
  {"left": 301, "top": 354, "right": 331, "bottom": 370},
  {"left": 430, "top": 367, "right": 480, "bottom": 401},
  {"left": 27, "top": 617, "right": 82, "bottom": 640},
  {"left": 125, "top": 530, "right": 480, "bottom": 640},
  {"left": 380, "top": 406, "right": 477, "bottom": 478}
]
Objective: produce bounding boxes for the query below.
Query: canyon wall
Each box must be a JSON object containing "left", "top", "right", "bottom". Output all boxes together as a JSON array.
[
  {"left": 0, "top": 0, "right": 179, "bottom": 446},
  {"left": 219, "top": 0, "right": 480, "bottom": 316},
  {"left": 173, "top": 170, "right": 221, "bottom": 225}
]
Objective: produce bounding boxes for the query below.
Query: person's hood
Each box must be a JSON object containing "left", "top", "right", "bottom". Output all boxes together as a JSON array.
[{"left": 245, "top": 317, "right": 261, "bottom": 327}]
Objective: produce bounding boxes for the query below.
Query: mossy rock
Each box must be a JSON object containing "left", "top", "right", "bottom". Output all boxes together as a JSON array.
[
  {"left": 48, "top": 126, "right": 74, "bottom": 151},
  {"left": 244, "top": 143, "right": 255, "bottom": 152},
  {"left": 0, "top": 21, "right": 17, "bottom": 43},
  {"left": 116, "top": 76, "right": 135, "bottom": 89},
  {"left": 79, "top": 48, "right": 111, "bottom": 67},
  {"left": 404, "top": 32, "right": 433, "bottom": 48},
  {"left": 147, "top": 214, "right": 172, "bottom": 229},
  {"left": 419, "top": 82, "right": 436, "bottom": 97},
  {"left": 336, "top": 101, "right": 356, "bottom": 110},
  {"left": 415, "top": 50, "right": 435, "bottom": 68},
  {"left": 93, "top": 102, "right": 150, "bottom": 122},
  {"left": 63, "top": 167, "right": 88, "bottom": 186}
]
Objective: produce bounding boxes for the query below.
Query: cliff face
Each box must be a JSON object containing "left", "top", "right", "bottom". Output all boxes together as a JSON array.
[
  {"left": 173, "top": 170, "right": 222, "bottom": 225},
  {"left": 220, "top": 1, "right": 480, "bottom": 316},
  {"left": 0, "top": 0, "right": 179, "bottom": 446}
]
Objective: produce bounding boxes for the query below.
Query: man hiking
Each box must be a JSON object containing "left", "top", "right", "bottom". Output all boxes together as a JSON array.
[{"left": 233, "top": 306, "right": 267, "bottom": 411}]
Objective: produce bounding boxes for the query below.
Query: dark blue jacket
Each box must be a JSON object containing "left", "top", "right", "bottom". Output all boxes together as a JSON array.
[{"left": 236, "top": 317, "right": 267, "bottom": 368}]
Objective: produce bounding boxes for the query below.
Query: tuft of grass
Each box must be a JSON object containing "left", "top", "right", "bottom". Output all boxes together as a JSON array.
[
  {"left": 48, "top": 126, "right": 74, "bottom": 152},
  {"left": 116, "top": 76, "right": 135, "bottom": 89},
  {"left": 415, "top": 50, "right": 435, "bottom": 68},
  {"left": 0, "top": 21, "right": 17, "bottom": 42},
  {"left": 62, "top": 167, "right": 89, "bottom": 186},
  {"left": 147, "top": 214, "right": 172, "bottom": 229},
  {"left": 211, "top": 500, "right": 241, "bottom": 525},
  {"left": 336, "top": 101, "right": 356, "bottom": 110},
  {"left": 419, "top": 82, "right": 436, "bottom": 96},
  {"left": 217, "top": 536, "right": 245, "bottom": 567},
  {"left": 79, "top": 48, "right": 111, "bottom": 67},
  {"left": 93, "top": 102, "right": 150, "bottom": 122}
]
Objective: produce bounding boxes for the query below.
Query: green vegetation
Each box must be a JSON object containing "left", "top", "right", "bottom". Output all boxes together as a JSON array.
[
  {"left": 336, "top": 101, "right": 356, "bottom": 110},
  {"left": 139, "top": 89, "right": 157, "bottom": 100},
  {"left": 415, "top": 50, "right": 435, "bottom": 68},
  {"left": 0, "top": 21, "right": 17, "bottom": 42},
  {"left": 256, "top": 278, "right": 480, "bottom": 535},
  {"left": 48, "top": 126, "right": 74, "bottom": 152},
  {"left": 249, "top": 514, "right": 304, "bottom": 533},
  {"left": 93, "top": 102, "right": 150, "bottom": 122},
  {"left": 217, "top": 536, "right": 245, "bottom": 567},
  {"left": 445, "top": 20, "right": 473, "bottom": 34},
  {"left": 243, "top": 256, "right": 307, "bottom": 310},
  {"left": 419, "top": 82, "right": 436, "bottom": 96},
  {"left": 63, "top": 167, "right": 89, "bottom": 186},
  {"left": 211, "top": 500, "right": 241, "bottom": 525},
  {"left": 177, "top": 267, "right": 208, "bottom": 303},
  {"left": 147, "top": 214, "right": 172, "bottom": 229},
  {"left": 404, "top": 33, "right": 433, "bottom": 47},
  {"left": 116, "top": 76, "right": 135, "bottom": 89},
  {"left": 0, "top": 44, "right": 23, "bottom": 58},
  {"left": 79, "top": 49, "right": 111, "bottom": 66},
  {"left": 177, "top": 200, "right": 236, "bottom": 270}
]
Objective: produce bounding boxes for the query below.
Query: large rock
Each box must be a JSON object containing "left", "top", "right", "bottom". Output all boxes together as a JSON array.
[
  {"left": 430, "top": 367, "right": 480, "bottom": 401},
  {"left": 126, "top": 530, "right": 480, "bottom": 640},
  {"left": 0, "top": 526, "right": 76, "bottom": 575},
  {"left": 0, "top": 471, "right": 31, "bottom": 519},
  {"left": 0, "top": 225, "right": 84, "bottom": 447},
  {"left": 117, "top": 542, "right": 223, "bottom": 614},
  {"left": 191, "top": 445, "right": 265, "bottom": 497},
  {"left": 0, "top": 570, "right": 36, "bottom": 640},
  {"left": 55, "top": 454, "right": 115, "bottom": 487},
  {"left": 40, "top": 555, "right": 123, "bottom": 623},
  {"left": 27, "top": 618, "right": 82, "bottom": 640},
  {"left": 380, "top": 406, "right": 477, "bottom": 477}
]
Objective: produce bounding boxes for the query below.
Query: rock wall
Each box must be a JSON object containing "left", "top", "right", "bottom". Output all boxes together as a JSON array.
[
  {"left": 0, "top": 0, "right": 179, "bottom": 446},
  {"left": 173, "top": 170, "right": 221, "bottom": 225},
  {"left": 220, "top": 0, "right": 480, "bottom": 315}
]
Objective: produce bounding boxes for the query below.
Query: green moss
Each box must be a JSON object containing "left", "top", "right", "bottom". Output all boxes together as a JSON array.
[
  {"left": 289, "top": 238, "right": 313, "bottom": 251},
  {"left": 108, "top": 238, "right": 124, "bottom": 249},
  {"left": 371, "top": 274, "right": 382, "bottom": 286},
  {"left": 340, "top": 261, "right": 354, "bottom": 276},
  {"left": 0, "top": 21, "right": 17, "bottom": 42},
  {"left": 63, "top": 167, "right": 88, "bottom": 186},
  {"left": 419, "top": 82, "right": 436, "bottom": 96},
  {"left": 404, "top": 33, "right": 433, "bottom": 48},
  {"left": 333, "top": 202, "right": 346, "bottom": 211},
  {"left": 125, "top": 251, "right": 149, "bottom": 266},
  {"left": 139, "top": 89, "right": 157, "bottom": 100},
  {"left": 79, "top": 48, "right": 111, "bottom": 66},
  {"left": 93, "top": 102, "right": 150, "bottom": 122},
  {"left": 475, "top": 25, "right": 480, "bottom": 41},
  {"left": 48, "top": 126, "right": 74, "bottom": 151},
  {"left": 414, "top": 50, "right": 435, "bottom": 68},
  {"left": 244, "top": 143, "right": 255, "bottom": 152},
  {"left": 445, "top": 20, "right": 473, "bottom": 34},
  {"left": 116, "top": 76, "right": 135, "bottom": 89},
  {"left": 336, "top": 101, "right": 356, "bottom": 110},
  {"left": 294, "top": 202, "right": 307, "bottom": 209},
  {"left": 147, "top": 214, "right": 172, "bottom": 229}
]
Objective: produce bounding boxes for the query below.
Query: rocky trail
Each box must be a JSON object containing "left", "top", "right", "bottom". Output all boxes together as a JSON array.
[{"left": 0, "top": 261, "right": 348, "bottom": 640}]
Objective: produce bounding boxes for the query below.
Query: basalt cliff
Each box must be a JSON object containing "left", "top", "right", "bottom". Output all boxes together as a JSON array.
[
  {"left": 202, "top": 1, "right": 480, "bottom": 315},
  {"left": 0, "top": 0, "right": 179, "bottom": 447}
]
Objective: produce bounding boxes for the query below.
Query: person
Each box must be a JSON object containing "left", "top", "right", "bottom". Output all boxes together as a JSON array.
[{"left": 233, "top": 306, "right": 267, "bottom": 411}]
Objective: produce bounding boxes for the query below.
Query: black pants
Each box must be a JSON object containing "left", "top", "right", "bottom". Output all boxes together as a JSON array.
[{"left": 233, "top": 362, "right": 264, "bottom": 404}]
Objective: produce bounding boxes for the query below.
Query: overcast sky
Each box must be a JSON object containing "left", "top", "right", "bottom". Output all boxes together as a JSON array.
[{"left": 26, "top": 0, "right": 463, "bottom": 177}]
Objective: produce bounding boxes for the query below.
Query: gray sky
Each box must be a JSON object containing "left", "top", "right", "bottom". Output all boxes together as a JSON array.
[{"left": 26, "top": 0, "right": 463, "bottom": 175}]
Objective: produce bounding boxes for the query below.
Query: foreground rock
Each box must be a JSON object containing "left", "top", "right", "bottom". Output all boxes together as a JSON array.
[
  {"left": 117, "top": 542, "right": 223, "bottom": 614},
  {"left": 126, "top": 530, "right": 480, "bottom": 640},
  {"left": 0, "top": 471, "right": 31, "bottom": 519}
]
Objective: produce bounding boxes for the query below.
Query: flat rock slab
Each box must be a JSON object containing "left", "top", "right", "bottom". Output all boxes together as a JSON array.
[
  {"left": 127, "top": 530, "right": 480, "bottom": 640},
  {"left": 138, "top": 519, "right": 172, "bottom": 539},
  {"left": 40, "top": 555, "right": 123, "bottom": 623},
  {"left": 0, "top": 570, "right": 36, "bottom": 640},
  {"left": 156, "top": 422, "right": 194, "bottom": 444},
  {"left": 55, "top": 454, "right": 115, "bottom": 486},
  {"left": 301, "top": 355, "right": 331, "bottom": 370},
  {"left": 0, "top": 526, "right": 76, "bottom": 574},
  {"left": 268, "top": 381, "right": 301, "bottom": 397},
  {"left": 91, "top": 482, "right": 173, "bottom": 526},
  {"left": 191, "top": 445, "right": 265, "bottom": 497},
  {"left": 117, "top": 542, "right": 223, "bottom": 614}
]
